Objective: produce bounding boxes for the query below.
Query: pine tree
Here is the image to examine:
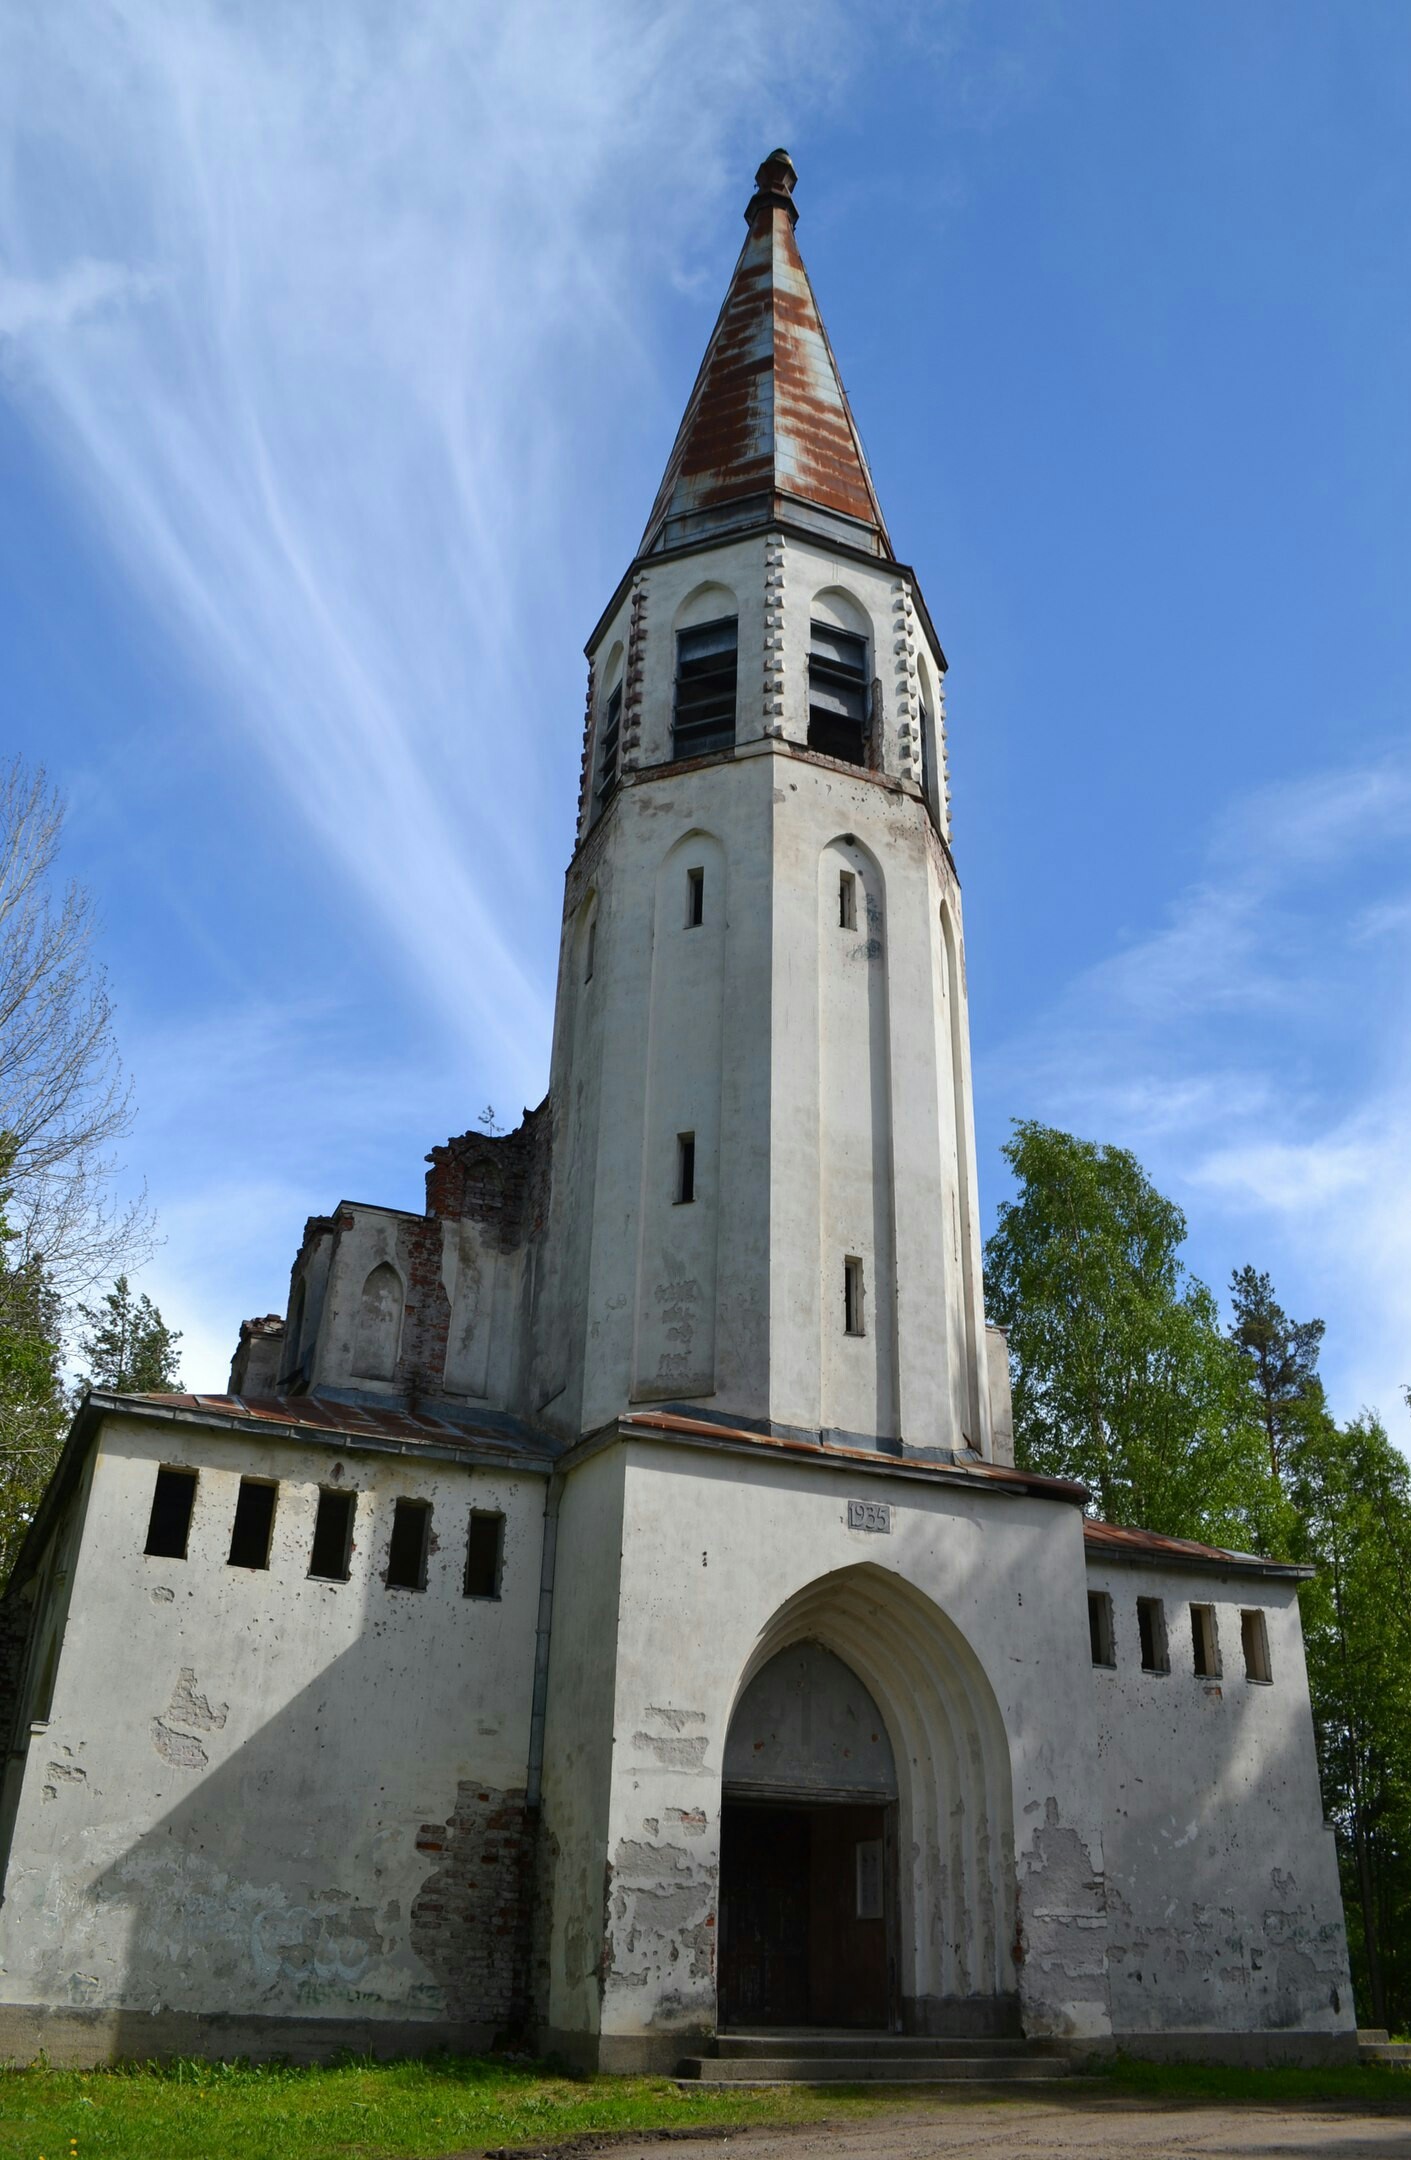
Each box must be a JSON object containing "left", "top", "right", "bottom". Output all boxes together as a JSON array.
[
  {"left": 76, "top": 1274, "right": 181, "bottom": 1396},
  {"left": 1228, "top": 1264, "right": 1327, "bottom": 1484}
]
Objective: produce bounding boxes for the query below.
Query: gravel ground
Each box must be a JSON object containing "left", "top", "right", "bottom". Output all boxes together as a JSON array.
[{"left": 491, "top": 2099, "right": 1411, "bottom": 2160}]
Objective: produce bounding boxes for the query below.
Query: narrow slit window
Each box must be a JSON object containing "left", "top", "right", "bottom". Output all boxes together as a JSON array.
[
  {"left": 686, "top": 867, "right": 705, "bottom": 928},
  {"left": 673, "top": 618, "right": 738, "bottom": 758},
  {"left": 1190, "top": 1602, "right": 1221, "bottom": 1678},
  {"left": 1137, "top": 1595, "right": 1169, "bottom": 1674},
  {"left": 144, "top": 1467, "right": 197, "bottom": 1560},
  {"left": 843, "top": 1255, "right": 865, "bottom": 1336},
  {"left": 228, "top": 1479, "right": 277, "bottom": 1570},
  {"left": 675, "top": 1133, "right": 696, "bottom": 1206},
  {"left": 464, "top": 1510, "right": 504, "bottom": 1600},
  {"left": 1241, "top": 1608, "right": 1272, "bottom": 1684},
  {"left": 309, "top": 1488, "right": 356, "bottom": 1582},
  {"left": 1088, "top": 1589, "right": 1115, "bottom": 1667},
  {"left": 919, "top": 697, "right": 934, "bottom": 807},
  {"left": 386, "top": 1498, "right": 431, "bottom": 1591},
  {"left": 584, "top": 916, "right": 596, "bottom": 983},
  {"left": 839, "top": 870, "right": 857, "bottom": 930},
  {"left": 595, "top": 682, "right": 623, "bottom": 811},
  {"left": 808, "top": 621, "right": 869, "bottom": 766}
]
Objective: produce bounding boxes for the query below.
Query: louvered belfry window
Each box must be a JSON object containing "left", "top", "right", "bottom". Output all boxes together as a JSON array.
[
  {"left": 596, "top": 681, "right": 623, "bottom": 810},
  {"left": 808, "top": 621, "right": 869, "bottom": 765},
  {"left": 673, "top": 618, "right": 738, "bottom": 758}
]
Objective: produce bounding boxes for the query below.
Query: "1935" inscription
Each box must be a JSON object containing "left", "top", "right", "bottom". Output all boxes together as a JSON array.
[{"left": 847, "top": 1499, "right": 892, "bottom": 1534}]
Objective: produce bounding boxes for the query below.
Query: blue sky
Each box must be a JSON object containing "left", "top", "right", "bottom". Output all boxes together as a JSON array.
[{"left": 1, "top": 3, "right": 1408, "bottom": 1437}]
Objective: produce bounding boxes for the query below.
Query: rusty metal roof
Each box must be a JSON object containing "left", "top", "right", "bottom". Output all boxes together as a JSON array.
[
  {"left": 1083, "top": 1518, "right": 1312, "bottom": 1579},
  {"left": 641, "top": 151, "right": 892, "bottom": 560},
  {"left": 112, "top": 1390, "right": 557, "bottom": 1466}
]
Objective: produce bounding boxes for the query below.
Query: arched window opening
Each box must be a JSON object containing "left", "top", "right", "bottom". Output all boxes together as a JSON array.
[
  {"left": 352, "top": 1261, "right": 403, "bottom": 1382},
  {"left": 808, "top": 621, "right": 869, "bottom": 765},
  {"left": 673, "top": 617, "right": 738, "bottom": 758}
]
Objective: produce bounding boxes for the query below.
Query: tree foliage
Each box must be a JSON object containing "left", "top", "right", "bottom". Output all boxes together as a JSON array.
[
  {"left": 1228, "top": 1264, "right": 1327, "bottom": 1484},
  {"left": 76, "top": 1273, "right": 182, "bottom": 1396},
  {"left": 1288, "top": 1410, "right": 1411, "bottom": 2033},
  {"left": 0, "top": 1164, "right": 67, "bottom": 1584},
  {"left": 983, "top": 1121, "right": 1282, "bottom": 1547}
]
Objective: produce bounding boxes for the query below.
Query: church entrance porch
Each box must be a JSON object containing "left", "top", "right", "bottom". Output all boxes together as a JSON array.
[{"left": 718, "top": 1797, "right": 893, "bottom": 2030}]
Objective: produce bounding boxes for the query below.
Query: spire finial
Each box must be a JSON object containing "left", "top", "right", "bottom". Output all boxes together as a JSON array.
[{"left": 745, "top": 147, "right": 799, "bottom": 227}]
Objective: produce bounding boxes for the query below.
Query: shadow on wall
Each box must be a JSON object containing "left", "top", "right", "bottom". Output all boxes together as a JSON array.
[{"left": 19, "top": 1620, "right": 532, "bottom": 2057}]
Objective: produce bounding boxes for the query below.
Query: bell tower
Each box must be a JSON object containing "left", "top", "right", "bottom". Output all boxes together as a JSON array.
[{"left": 529, "top": 151, "right": 999, "bottom": 1462}]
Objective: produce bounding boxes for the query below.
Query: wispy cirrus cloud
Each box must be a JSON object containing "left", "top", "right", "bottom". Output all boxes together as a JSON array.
[
  {"left": 985, "top": 752, "right": 1411, "bottom": 1433},
  {"left": 0, "top": 1, "right": 854, "bottom": 1107}
]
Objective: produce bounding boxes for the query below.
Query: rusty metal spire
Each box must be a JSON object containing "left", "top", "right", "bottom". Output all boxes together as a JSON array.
[{"left": 639, "top": 152, "right": 893, "bottom": 560}]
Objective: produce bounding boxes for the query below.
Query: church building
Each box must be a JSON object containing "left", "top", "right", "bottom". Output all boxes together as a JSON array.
[{"left": 0, "top": 154, "right": 1354, "bottom": 2075}]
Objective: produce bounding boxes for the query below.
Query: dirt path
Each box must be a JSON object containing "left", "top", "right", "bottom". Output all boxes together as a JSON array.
[{"left": 489, "top": 2099, "right": 1411, "bottom": 2160}]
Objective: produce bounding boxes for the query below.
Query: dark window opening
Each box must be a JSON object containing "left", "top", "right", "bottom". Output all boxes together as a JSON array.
[
  {"left": 686, "top": 866, "right": 705, "bottom": 927},
  {"left": 228, "top": 1478, "right": 277, "bottom": 1570},
  {"left": 843, "top": 1255, "right": 865, "bottom": 1336},
  {"left": 673, "top": 618, "right": 737, "bottom": 757},
  {"left": 595, "top": 682, "right": 623, "bottom": 810},
  {"left": 386, "top": 1498, "right": 431, "bottom": 1590},
  {"left": 839, "top": 870, "right": 857, "bottom": 930},
  {"left": 144, "top": 1467, "right": 197, "bottom": 1560},
  {"left": 464, "top": 1510, "right": 504, "bottom": 1600},
  {"left": 919, "top": 698, "right": 934, "bottom": 805},
  {"left": 309, "top": 1488, "right": 356, "bottom": 1582},
  {"left": 676, "top": 1133, "right": 696, "bottom": 1206},
  {"left": 808, "top": 622, "right": 869, "bottom": 766},
  {"left": 1241, "top": 1608, "right": 1272, "bottom": 1683},
  {"left": 1191, "top": 1602, "right": 1220, "bottom": 1677},
  {"left": 1088, "top": 1589, "right": 1115, "bottom": 1667},
  {"left": 1137, "top": 1596, "right": 1169, "bottom": 1674}
]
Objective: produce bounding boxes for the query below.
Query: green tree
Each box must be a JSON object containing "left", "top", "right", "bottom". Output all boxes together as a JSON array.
[
  {"left": 0, "top": 1229, "right": 66, "bottom": 1584},
  {"left": 76, "top": 1273, "right": 181, "bottom": 1395},
  {"left": 1289, "top": 1409, "right": 1411, "bottom": 2033},
  {"left": 983, "top": 1121, "right": 1282, "bottom": 1547},
  {"left": 1228, "top": 1264, "right": 1327, "bottom": 1485}
]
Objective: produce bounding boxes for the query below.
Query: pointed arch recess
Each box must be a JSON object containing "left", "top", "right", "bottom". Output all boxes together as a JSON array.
[{"left": 728, "top": 1563, "right": 1015, "bottom": 2007}]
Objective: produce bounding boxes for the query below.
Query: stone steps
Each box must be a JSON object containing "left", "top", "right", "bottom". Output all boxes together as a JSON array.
[
  {"left": 678, "top": 2032, "right": 1078, "bottom": 2086},
  {"left": 1358, "top": 2028, "right": 1411, "bottom": 2065}
]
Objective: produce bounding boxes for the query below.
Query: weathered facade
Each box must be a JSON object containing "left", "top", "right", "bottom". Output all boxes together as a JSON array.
[{"left": 0, "top": 153, "right": 1353, "bottom": 2071}]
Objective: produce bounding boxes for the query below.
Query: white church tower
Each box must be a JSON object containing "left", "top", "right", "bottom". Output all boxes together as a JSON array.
[
  {"left": 533, "top": 149, "right": 1000, "bottom": 1462},
  {"left": 0, "top": 150, "right": 1353, "bottom": 2083}
]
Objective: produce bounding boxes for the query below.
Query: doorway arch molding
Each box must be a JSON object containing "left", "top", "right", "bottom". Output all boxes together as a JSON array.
[{"left": 727, "top": 1562, "right": 1016, "bottom": 2009}]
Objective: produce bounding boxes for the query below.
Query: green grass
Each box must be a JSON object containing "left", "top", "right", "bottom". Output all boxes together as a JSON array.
[{"left": 0, "top": 2050, "right": 1406, "bottom": 2160}]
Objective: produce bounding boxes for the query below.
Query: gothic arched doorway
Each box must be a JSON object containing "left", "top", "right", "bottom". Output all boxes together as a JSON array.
[
  {"left": 719, "top": 1566, "right": 1018, "bottom": 2038},
  {"left": 719, "top": 1640, "right": 898, "bottom": 2029}
]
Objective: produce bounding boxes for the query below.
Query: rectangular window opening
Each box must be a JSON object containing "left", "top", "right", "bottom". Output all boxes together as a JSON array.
[
  {"left": 1087, "top": 1589, "right": 1115, "bottom": 1667},
  {"left": 1190, "top": 1602, "right": 1221, "bottom": 1678},
  {"left": 843, "top": 1255, "right": 865, "bottom": 1337},
  {"left": 144, "top": 1467, "right": 198, "bottom": 1561},
  {"left": 1241, "top": 1608, "right": 1272, "bottom": 1684},
  {"left": 595, "top": 682, "right": 623, "bottom": 811},
  {"left": 386, "top": 1498, "right": 431, "bottom": 1591},
  {"left": 686, "top": 866, "right": 705, "bottom": 928},
  {"left": 1137, "top": 1595, "right": 1169, "bottom": 1674},
  {"left": 839, "top": 870, "right": 857, "bottom": 930},
  {"left": 464, "top": 1510, "right": 504, "bottom": 1600},
  {"left": 675, "top": 1133, "right": 696, "bottom": 1206},
  {"left": 673, "top": 618, "right": 738, "bottom": 758},
  {"left": 309, "top": 1487, "right": 356, "bottom": 1582},
  {"left": 227, "top": 1478, "right": 277, "bottom": 1571},
  {"left": 808, "top": 621, "right": 869, "bottom": 767}
]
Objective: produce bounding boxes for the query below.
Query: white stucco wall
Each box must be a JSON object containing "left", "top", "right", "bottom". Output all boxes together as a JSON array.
[
  {"left": 539, "top": 1434, "right": 1112, "bottom": 2068},
  {"left": 1085, "top": 1557, "right": 1354, "bottom": 2045},
  {"left": 0, "top": 1415, "right": 543, "bottom": 2044}
]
